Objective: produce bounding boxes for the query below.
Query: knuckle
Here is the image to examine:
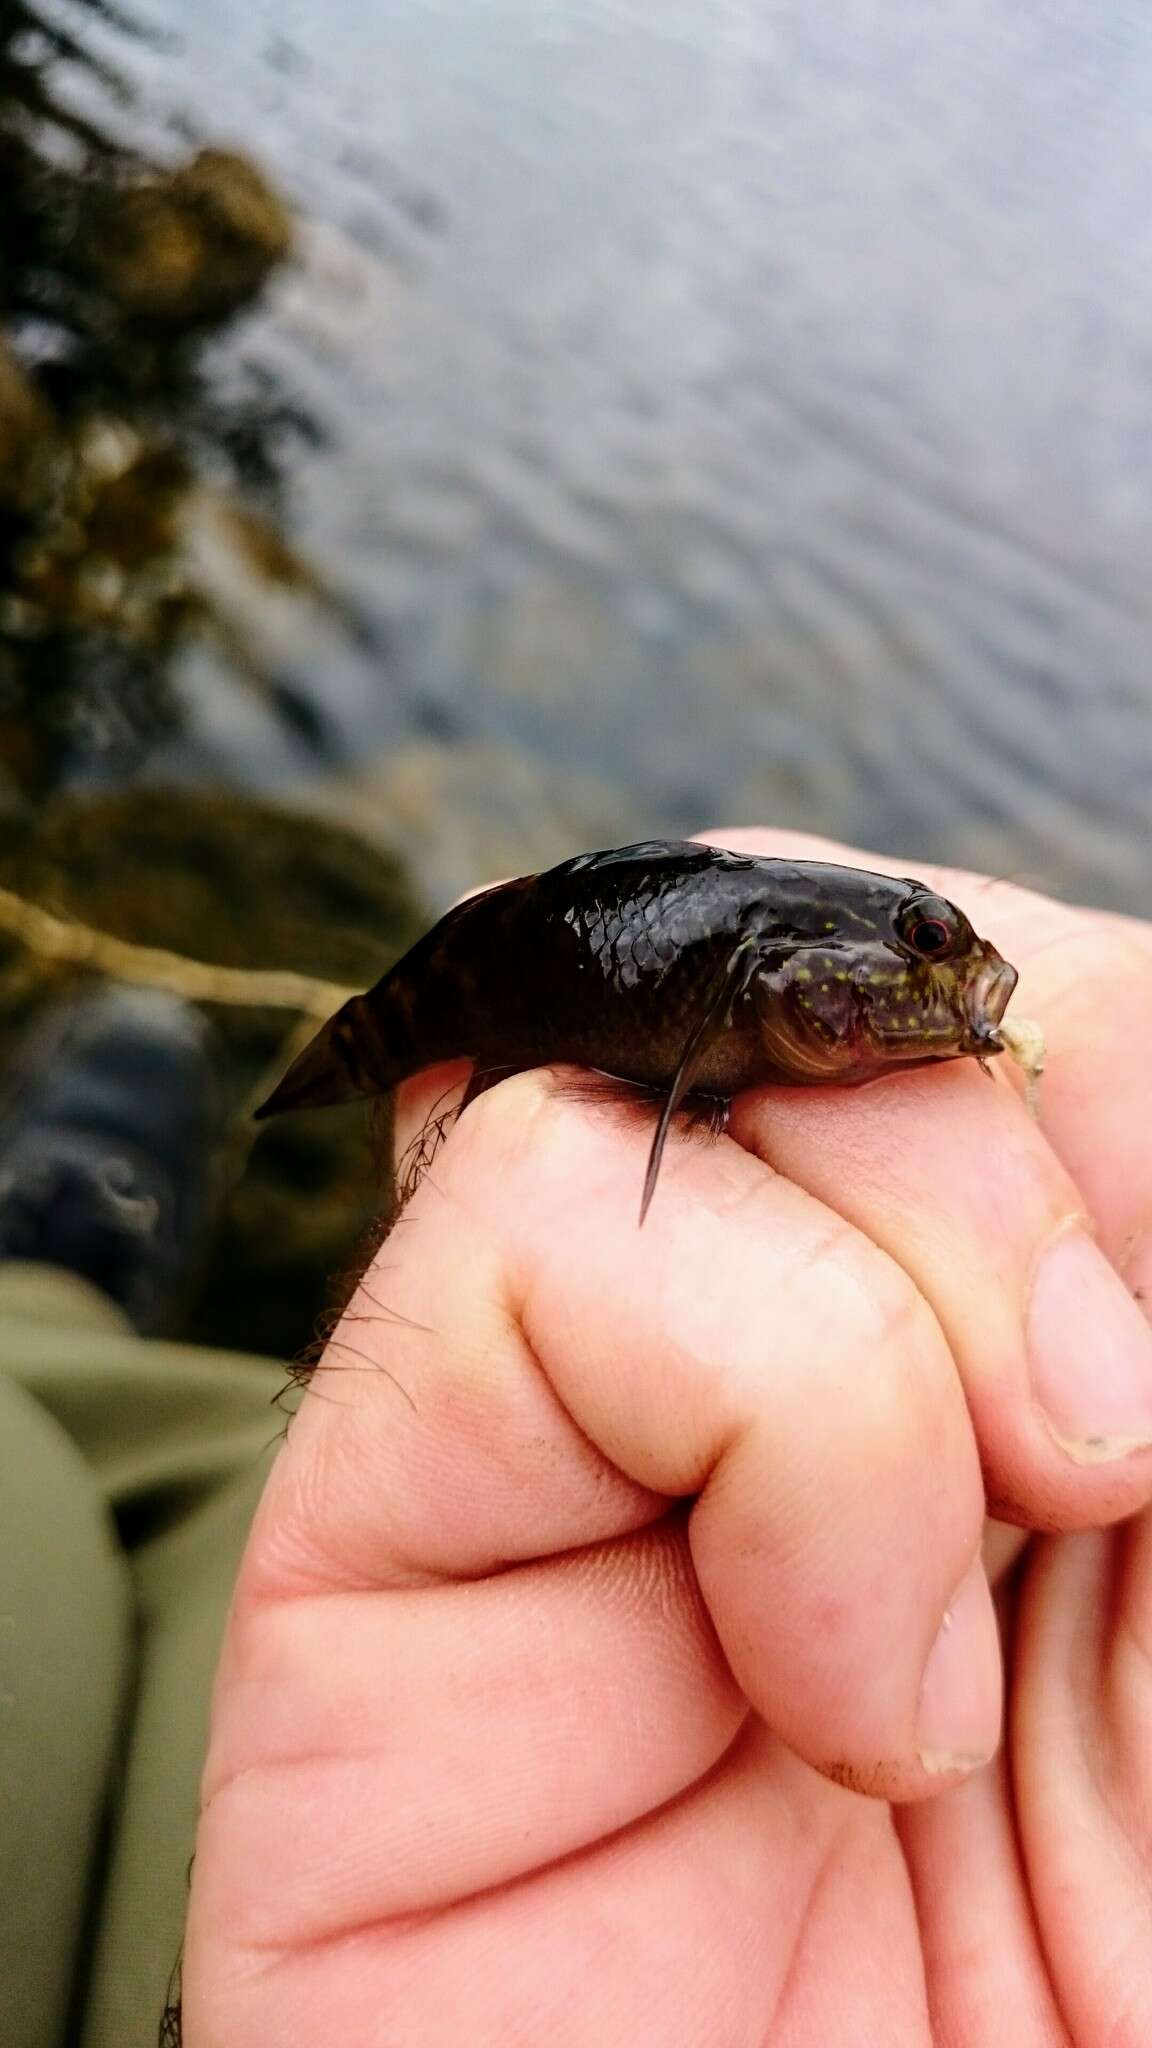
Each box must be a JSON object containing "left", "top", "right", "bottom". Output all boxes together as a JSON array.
[
  {"left": 433, "top": 1068, "right": 549, "bottom": 1188},
  {"left": 463, "top": 1067, "right": 554, "bottom": 1150},
  {"left": 851, "top": 1247, "right": 935, "bottom": 1367},
  {"left": 801, "top": 1208, "right": 927, "bottom": 1354},
  {"left": 808, "top": 1220, "right": 948, "bottom": 1416}
]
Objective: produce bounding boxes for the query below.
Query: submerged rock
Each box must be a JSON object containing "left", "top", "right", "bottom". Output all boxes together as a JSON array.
[{"left": 96, "top": 147, "right": 294, "bottom": 329}]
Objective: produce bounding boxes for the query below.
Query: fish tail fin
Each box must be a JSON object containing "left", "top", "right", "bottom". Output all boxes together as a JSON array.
[{"left": 254, "top": 992, "right": 406, "bottom": 1120}]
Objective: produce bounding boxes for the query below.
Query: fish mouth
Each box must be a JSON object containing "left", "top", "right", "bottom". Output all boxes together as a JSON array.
[{"left": 961, "top": 952, "right": 1018, "bottom": 1054}]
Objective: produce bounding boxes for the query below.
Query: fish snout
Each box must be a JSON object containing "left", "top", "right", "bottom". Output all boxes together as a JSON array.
[{"left": 962, "top": 948, "right": 1018, "bottom": 1053}]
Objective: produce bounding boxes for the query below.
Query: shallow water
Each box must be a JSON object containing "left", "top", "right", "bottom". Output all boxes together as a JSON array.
[{"left": 79, "top": 0, "right": 1152, "bottom": 906}]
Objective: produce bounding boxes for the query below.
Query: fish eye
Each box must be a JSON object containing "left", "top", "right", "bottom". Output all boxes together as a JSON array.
[{"left": 898, "top": 896, "right": 962, "bottom": 960}]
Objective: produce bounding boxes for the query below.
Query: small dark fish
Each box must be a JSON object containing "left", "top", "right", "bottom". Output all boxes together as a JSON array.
[{"left": 256, "top": 839, "right": 1019, "bottom": 1219}]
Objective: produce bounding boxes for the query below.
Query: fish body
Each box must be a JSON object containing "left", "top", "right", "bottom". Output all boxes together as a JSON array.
[{"left": 257, "top": 839, "right": 1019, "bottom": 1214}]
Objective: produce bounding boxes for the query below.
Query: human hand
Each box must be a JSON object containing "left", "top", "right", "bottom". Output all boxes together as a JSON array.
[{"left": 184, "top": 832, "right": 1152, "bottom": 2046}]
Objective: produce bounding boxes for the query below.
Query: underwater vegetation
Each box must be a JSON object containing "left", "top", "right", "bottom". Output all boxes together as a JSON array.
[{"left": 0, "top": 0, "right": 336, "bottom": 801}]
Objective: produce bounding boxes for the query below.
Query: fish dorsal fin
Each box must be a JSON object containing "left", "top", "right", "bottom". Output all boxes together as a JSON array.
[
  {"left": 639, "top": 935, "right": 757, "bottom": 1224},
  {"left": 557, "top": 840, "right": 758, "bottom": 880}
]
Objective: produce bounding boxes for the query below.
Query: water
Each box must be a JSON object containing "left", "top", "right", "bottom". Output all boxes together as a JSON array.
[{"left": 72, "top": 0, "right": 1152, "bottom": 907}]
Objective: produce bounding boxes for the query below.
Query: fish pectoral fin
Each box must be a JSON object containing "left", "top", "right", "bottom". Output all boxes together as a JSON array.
[{"left": 639, "top": 938, "right": 756, "bottom": 1225}]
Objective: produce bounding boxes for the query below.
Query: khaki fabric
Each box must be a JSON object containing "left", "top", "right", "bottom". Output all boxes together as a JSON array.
[{"left": 0, "top": 1264, "right": 286, "bottom": 2048}]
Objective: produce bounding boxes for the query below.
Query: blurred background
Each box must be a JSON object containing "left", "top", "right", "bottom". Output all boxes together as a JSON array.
[{"left": 3, "top": 0, "right": 1150, "bottom": 1355}]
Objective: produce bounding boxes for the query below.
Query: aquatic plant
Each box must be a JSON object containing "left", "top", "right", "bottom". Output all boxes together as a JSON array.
[{"left": 0, "top": 0, "right": 331, "bottom": 799}]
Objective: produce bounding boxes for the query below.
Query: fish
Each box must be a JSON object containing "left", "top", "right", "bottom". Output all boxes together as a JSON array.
[{"left": 255, "top": 838, "right": 1021, "bottom": 1220}]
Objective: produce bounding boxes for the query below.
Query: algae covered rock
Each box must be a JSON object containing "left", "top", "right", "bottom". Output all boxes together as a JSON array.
[
  {"left": 0, "top": 109, "right": 313, "bottom": 800},
  {"left": 0, "top": 787, "right": 428, "bottom": 1360},
  {"left": 96, "top": 148, "right": 294, "bottom": 330}
]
